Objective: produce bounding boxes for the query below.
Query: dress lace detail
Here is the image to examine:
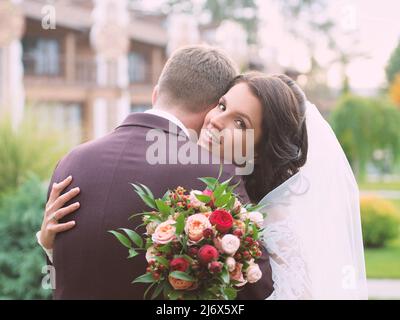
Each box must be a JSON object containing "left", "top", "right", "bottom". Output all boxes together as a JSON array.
[{"left": 263, "top": 217, "right": 312, "bottom": 300}]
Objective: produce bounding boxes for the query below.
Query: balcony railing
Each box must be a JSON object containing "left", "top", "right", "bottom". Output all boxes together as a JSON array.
[{"left": 23, "top": 54, "right": 154, "bottom": 87}]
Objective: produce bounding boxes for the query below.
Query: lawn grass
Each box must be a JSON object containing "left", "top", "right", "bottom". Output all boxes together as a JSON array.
[
  {"left": 359, "top": 181, "right": 400, "bottom": 191},
  {"left": 364, "top": 197, "right": 400, "bottom": 279},
  {"left": 365, "top": 236, "right": 400, "bottom": 279}
]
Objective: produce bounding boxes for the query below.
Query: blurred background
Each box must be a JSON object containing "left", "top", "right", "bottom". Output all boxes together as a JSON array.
[{"left": 0, "top": 0, "right": 399, "bottom": 300}]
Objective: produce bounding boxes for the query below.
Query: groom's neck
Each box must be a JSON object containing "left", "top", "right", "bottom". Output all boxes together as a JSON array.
[{"left": 152, "top": 104, "right": 204, "bottom": 136}]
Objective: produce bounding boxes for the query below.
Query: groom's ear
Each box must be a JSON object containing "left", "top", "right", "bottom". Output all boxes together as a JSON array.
[{"left": 152, "top": 85, "right": 159, "bottom": 105}]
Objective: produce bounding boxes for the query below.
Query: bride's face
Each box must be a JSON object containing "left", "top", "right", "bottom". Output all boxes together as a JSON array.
[{"left": 199, "top": 83, "right": 263, "bottom": 163}]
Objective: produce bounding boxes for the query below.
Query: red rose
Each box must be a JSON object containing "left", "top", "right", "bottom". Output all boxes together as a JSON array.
[
  {"left": 198, "top": 244, "right": 219, "bottom": 264},
  {"left": 209, "top": 209, "right": 233, "bottom": 233},
  {"left": 170, "top": 257, "right": 190, "bottom": 272}
]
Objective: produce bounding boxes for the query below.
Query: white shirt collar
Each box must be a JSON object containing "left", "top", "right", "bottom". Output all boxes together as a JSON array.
[{"left": 145, "top": 108, "right": 190, "bottom": 137}]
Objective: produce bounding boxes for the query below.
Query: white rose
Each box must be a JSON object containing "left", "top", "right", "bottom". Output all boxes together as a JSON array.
[
  {"left": 226, "top": 257, "right": 236, "bottom": 272},
  {"left": 246, "top": 263, "right": 262, "bottom": 283},
  {"left": 221, "top": 234, "right": 240, "bottom": 256},
  {"left": 248, "top": 211, "right": 264, "bottom": 227},
  {"left": 239, "top": 207, "right": 248, "bottom": 221},
  {"left": 189, "top": 190, "right": 205, "bottom": 209},
  {"left": 145, "top": 246, "right": 157, "bottom": 262}
]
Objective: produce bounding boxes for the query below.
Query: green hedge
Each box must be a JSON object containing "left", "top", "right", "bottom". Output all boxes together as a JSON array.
[
  {"left": 361, "top": 196, "right": 400, "bottom": 248},
  {"left": 0, "top": 175, "right": 51, "bottom": 299}
]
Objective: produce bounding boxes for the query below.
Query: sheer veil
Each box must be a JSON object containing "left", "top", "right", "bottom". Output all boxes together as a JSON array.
[{"left": 259, "top": 101, "right": 368, "bottom": 299}]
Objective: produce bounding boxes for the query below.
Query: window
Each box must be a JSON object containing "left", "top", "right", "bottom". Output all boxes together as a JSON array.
[
  {"left": 128, "top": 52, "right": 149, "bottom": 83},
  {"left": 23, "top": 38, "right": 60, "bottom": 76},
  {"left": 27, "top": 102, "right": 83, "bottom": 146}
]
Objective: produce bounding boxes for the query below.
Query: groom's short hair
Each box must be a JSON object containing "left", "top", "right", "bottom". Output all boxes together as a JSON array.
[{"left": 157, "top": 45, "right": 238, "bottom": 112}]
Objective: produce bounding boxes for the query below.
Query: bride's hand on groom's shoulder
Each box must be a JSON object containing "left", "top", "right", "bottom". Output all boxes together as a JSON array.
[{"left": 40, "top": 176, "right": 80, "bottom": 250}]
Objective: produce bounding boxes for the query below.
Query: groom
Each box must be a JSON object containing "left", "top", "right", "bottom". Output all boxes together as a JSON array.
[{"left": 47, "top": 45, "right": 274, "bottom": 299}]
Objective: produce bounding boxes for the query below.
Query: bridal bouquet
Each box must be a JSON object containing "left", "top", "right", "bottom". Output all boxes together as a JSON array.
[{"left": 109, "top": 174, "right": 266, "bottom": 300}]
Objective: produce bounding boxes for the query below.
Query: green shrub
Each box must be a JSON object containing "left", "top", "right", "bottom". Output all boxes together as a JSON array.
[
  {"left": 0, "top": 175, "right": 51, "bottom": 299},
  {"left": 361, "top": 196, "right": 400, "bottom": 248},
  {"left": 0, "top": 117, "right": 68, "bottom": 197}
]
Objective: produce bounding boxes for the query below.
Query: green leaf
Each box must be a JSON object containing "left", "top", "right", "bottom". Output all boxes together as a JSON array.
[
  {"left": 198, "top": 177, "right": 218, "bottom": 189},
  {"left": 119, "top": 228, "right": 143, "bottom": 248},
  {"left": 151, "top": 282, "right": 165, "bottom": 300},
  {"left": 144, "top": 282, "right": 156, "bottom": 300},
  {"left": 168, "top": 290, "right": 182, "bottom": 300},
  {"left": 226, "top": 195, "right": 236, "bottom": 210},
  {"left": 224, "top": 287, "right": 237, "bottom": 300},
  {"left": 128, "top": 248, "right": 139, "bottom": 258},
  {"left": 132, "top": 273, "right": 155, "bottom": 284},
  {"left": 169, "top": 271, "right": 195, "bottom": 282},
  {"left": 217, "top": 164, "right": 224, "bottom": 180},
  {"left": 221, "top": 177, "right": 233, "bottom": 187},
  {"left": 154, "top": 256, "right": 170, "bottom": 268},
  {"left": 252, "top": 223, "right": 259, "bottom": 239},
  {"left": 213, "top": 184, "right": 226, "bottom": 199},
  {"left": 174, "top": 212, "right": 186, "bottom": 235},
  {"left": 155, "top": 199, "right": 171, "bottom": 215},
  {"left": 215, "top": 193, "right": 231, "bottom": 207},
  {"left": 108, "top": 230, "right": 131, "bottom": 249},
  {"left": 158, "top": 243, "right": 172, "bottom": 253},
  {"left": 195, "top": 194, "right": 211, "bottom": 204},
  {"left": 140, "top": 183, "right": 154, "bottom": 199},
  {"left": 221, "top": 266, "right": 230, "bottom": 284}
]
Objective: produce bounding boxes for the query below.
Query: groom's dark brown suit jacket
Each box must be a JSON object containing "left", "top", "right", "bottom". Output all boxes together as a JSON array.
[{"left": 48, "top": 113, "right": 273, "bottom": 299}]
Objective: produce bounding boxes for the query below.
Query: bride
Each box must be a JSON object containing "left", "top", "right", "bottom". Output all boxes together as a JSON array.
[{"left": 37, "top": 72, "right": 367, "bottom": 299}]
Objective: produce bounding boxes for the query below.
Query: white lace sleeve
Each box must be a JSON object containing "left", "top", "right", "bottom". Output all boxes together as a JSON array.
[
  {"left": 36, "top": 231, "right": 54, "bottom": 263},
  {"left": 262, "top": 206, "right": 312, "bottom": 300}
]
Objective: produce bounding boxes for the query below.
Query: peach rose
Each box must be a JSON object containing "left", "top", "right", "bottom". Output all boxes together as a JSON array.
[
  {"left": 152, "top": 219, "right": 176, "bottom": 244},
  {"left": 168, "top": 275, "right": 194, "bottom": 290},
  {"left": 185, "top": 213, "right": 212, "bottom": 242},
  {"left": 230, "top": 263, "right": 247, "bottom": 287},
  {"left": 221, "top": 234, "right": 241, "bottom": 256}
]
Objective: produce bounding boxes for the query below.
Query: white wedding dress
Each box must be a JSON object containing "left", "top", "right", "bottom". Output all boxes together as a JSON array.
[{"left": 259, "top": 102, "right": 368, "bottom": 300}]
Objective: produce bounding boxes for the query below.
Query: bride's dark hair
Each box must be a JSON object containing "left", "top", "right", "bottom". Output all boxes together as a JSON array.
[{"left": 229, "top": 72, "right": 308, "bottom": 203}]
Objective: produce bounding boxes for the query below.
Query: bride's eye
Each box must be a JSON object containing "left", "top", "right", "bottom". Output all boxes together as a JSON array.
[
  {"left": 218, "top": 103, "right": 226, "bottom": 111},
  {"left": 235, "top": 119, "right": 246, "bottom": 129}
]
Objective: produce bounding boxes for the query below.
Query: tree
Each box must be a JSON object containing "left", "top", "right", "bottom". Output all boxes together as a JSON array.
[
  {"left": 389, "top": 73, "right": 400, "bottom": 107},
  {"left": 386, "top": 39, "right": 400, "bottom": 84},
  {"left": 330, "top": 94, "right": 400, "bottom": 180},
  {"left": 149, "top": 0, "right": 259, "bottom": 44}
]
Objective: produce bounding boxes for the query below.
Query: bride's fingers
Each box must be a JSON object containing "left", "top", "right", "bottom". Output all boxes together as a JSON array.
[
  {"left": 49, "top": 187, "right": 80, "bottom": 213},
  {"left": 48, "top": 221, "right": 76, "bottom": 234},
  {"left": 47, "top": 176, "right": 73, "bottom": 208},
  {"left": 47, "top": 202, "right": 80, "bottom": 224}
]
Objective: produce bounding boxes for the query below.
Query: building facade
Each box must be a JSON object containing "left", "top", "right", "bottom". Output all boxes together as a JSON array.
[{"left": 0, "top": 0, "right": 167, "bottom": 144}]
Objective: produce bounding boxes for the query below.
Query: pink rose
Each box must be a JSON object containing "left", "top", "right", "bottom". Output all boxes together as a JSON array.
[
  {"left": 221, "top": 234, "right": 241, "bottom": 256},
  {"left": 152, "top": 220, "right": 176, "bottom": 244},
  {"left": 185, "top": 213, "right": 212, "bottom": 243},
  {"left": 189, "top": 190, "right": 205, "bottom": 209}
]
